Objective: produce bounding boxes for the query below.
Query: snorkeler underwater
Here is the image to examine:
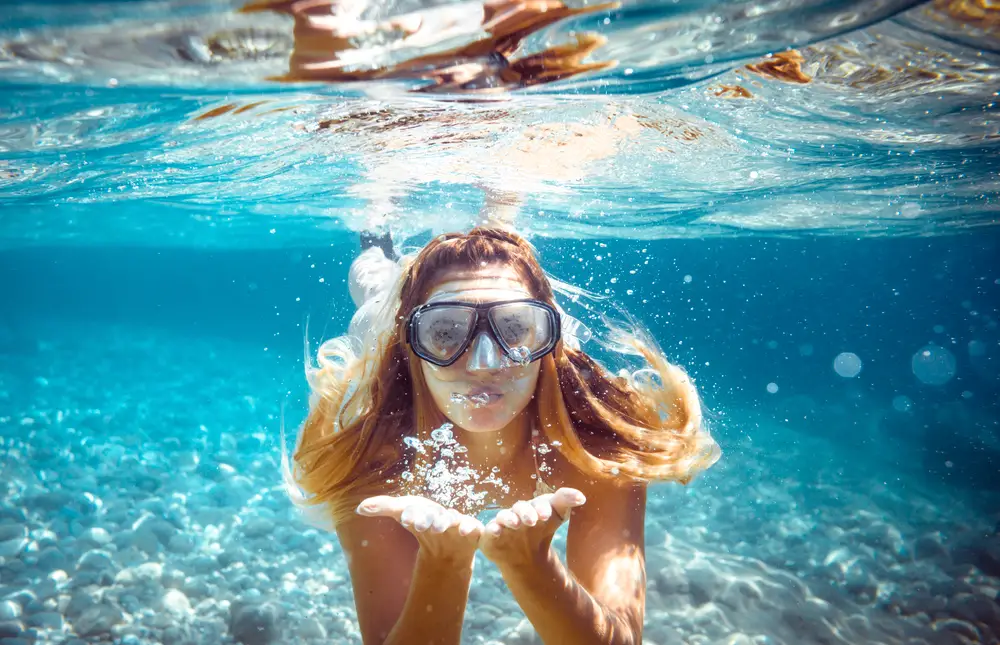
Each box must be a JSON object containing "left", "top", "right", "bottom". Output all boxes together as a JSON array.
[{"left": 0, "top": 0, "right": 999, "bottom": 644}]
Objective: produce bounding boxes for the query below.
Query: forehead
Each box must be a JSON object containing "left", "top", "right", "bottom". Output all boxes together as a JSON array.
[{"left": 425, "top": 265, "right": 532, "bottom": 303}]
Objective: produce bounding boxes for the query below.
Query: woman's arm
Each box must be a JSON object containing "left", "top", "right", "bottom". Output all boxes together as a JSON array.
[
  {"left": 492, "top": 483, "right": 647, "bottom": 645},
  {"left": 337, "top": 497, "right": 479, "bottom": 645}
]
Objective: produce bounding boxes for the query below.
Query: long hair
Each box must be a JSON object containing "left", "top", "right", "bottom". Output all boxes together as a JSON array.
[{"left": 286, "top": 228, "right": 720, "bottom": 527}]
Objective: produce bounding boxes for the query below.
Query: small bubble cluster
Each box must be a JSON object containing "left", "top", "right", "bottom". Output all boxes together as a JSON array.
[
  {"left": 402, "top": 423, "right": 504, "bottom": 512},
  {"left": 508, "top": 345, "right": 532, "bottom": 365},
  {"left": 450, "top": 392, "right": 494, "bottom": 408}
]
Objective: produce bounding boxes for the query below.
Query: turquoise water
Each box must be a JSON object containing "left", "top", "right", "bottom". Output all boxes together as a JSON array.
[{"left": 1, "top": 1, "right": 999, "bottom": 644}]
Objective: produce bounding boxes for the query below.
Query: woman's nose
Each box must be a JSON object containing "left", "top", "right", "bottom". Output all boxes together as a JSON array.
[{"left": 466, "top": 332, "right": 503, "bottom": 371}]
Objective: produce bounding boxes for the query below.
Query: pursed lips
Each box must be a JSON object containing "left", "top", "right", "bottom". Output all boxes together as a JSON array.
[{"left": 467, "top": 386, "right": 504, "bottom": 397}]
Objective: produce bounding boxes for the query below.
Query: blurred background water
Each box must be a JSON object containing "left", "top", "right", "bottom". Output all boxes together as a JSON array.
[{"left": 0, "top": 0, "right": 998, "bottom": 644}]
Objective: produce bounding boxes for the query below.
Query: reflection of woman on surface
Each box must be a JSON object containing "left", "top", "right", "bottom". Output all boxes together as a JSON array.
[
  {"left": 242, "top": 0, "right": 618, "bottom": 91},
  {"left": 285, "top": 190, "right": 720, "bottom": 644}
]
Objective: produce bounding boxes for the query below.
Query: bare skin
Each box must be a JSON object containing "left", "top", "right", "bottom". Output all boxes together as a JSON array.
[{"left": 337, "top": 262, "right": 648, "bottom": 645}]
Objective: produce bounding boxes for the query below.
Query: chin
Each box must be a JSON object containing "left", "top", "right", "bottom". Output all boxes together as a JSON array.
[{"left": 449, "top": 408, "right": 517, "bottom": 433}]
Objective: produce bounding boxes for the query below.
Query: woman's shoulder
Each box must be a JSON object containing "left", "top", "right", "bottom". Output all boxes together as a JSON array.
[
  {"left": 547, "top": 449, "right": 646, "bottom": 499},
  {"left": 539, "top": 445, "right": 592, "bottom": 494}
]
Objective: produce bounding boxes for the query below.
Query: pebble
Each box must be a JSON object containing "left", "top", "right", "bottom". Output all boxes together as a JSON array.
[
  {"left": 162, "top": 589, "right": 191, "bottom": 615},
  {"left": 685, "top": 559, "right": 724, "bottom": 606},
  {"left": 64, "top": 590, "right": 97, "bottom": 619},
  {"left": 76, "top": 549, "right": 116, "bottom": 573},
  {"left": 167, "top": 533, "right": 195, "bottom": 554},
  {"left": 0, "top": 538, "right": 27, "bottom": 559},
  {"left": 135, "top": 561, "right": 164, "bottom": 582},
  {"left": 507, "top": 618, "right": 540, "bottom": 645},
  {"left": 80, "top": 527, "right": 112, "bottom": 547},
  {"left": 72, "top": 602, "right": 124, "bottom": 637},
  {"left": 0, "top": 525, "right": 26, "bottom": 542},
  {"left": 299, "top": 617, "right": 326, "bottom": 639},
  {"left": 240, "top": 516, "right": 274, "bottom": 539},
  {"left": 132, "top": 515, "right": 177, "bottom": 545},
  {"left": 24, "top": 611, "right": 62, "bottom": 629},
  {"left": 229, "top": 601, "right": 281, "bottom": 645},
  {"left": 28, "top": 529, "right": 57, "bottom": 548},
  {"left": 0, "top": 622, "right": 23, "bottom": 639},
  {"left": 0, "top": 603, "right": 19, "bottom": 621},
  {"left": 35, "top": 546, "right": 67, "bottom": 572},
  {"left": 914, "top": 533, "right": 950, "bottom": 562}
]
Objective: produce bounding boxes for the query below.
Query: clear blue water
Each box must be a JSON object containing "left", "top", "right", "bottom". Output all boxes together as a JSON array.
[{"left": 1, "top": 1, "right": 999, "bottom": 644}]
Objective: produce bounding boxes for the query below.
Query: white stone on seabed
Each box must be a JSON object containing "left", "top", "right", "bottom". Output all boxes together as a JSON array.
[
  {"left": 76, "top": 549, "right": 116, "bottom": 572},
  {"left": 48, "top": 570, "right": 68, "bottom": 584},
  {"left": 0, "top": 600, "right": 21, "bottom": 620},
  {"left": 136, "top": 562, "right": 164, "bottom": 582},
  {"left": 162, "top": 589, "right": 191, "bottom": 615},
  {"left": 81, "top": 527, "right": 112, "bottom": 546}
]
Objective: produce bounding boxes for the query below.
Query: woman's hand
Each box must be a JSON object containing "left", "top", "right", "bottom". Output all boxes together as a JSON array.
[
  {"left": 357, "top": 495, "right": 485, "bottom": 564},
  {"left": 479, "top": 488, "right": 586, "bottom": 569}
]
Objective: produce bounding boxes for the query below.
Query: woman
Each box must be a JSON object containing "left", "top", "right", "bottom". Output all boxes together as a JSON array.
[{"left": 284, "top": 195, "right": 720, "bottom": 644}]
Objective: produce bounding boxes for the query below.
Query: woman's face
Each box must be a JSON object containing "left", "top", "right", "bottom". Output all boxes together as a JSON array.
[{"left": 417, "top": 265, "right": 542, "bottom": 433}]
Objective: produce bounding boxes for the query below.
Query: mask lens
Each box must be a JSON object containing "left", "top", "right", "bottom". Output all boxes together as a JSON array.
[
  {"left": 489, "top": 302, "right": 553, "bottom": 356},
  {"left": 413, "top": 306, "right": 476, "bottom": 363}
]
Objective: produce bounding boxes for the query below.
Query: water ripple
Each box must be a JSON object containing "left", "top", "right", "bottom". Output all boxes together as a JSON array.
[{"left": 0, "top": 0, "right": 997, "bottom": 245}]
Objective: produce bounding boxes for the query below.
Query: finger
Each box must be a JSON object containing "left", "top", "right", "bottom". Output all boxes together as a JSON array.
[
  {"left": 432, "top": 509, "right": 460, "bottom": 534},
  {"left": 529, "top": 496, "right": 554, "bottom": 522},
  {"left": 495, "top": 508, "right": 520, "bottom": 530},
  {"left": 511, "top": 500, "right": 538, "bottom": 527},
  {"left": 549, "top": 487, "right": 586, "bottom": 520},
  {"left": 411, "top": 504, "right": 435, "bottom": 533},
  {"left": 356, "top": 495, "right": 406, "bottom": 519},
  {"left": 399, "top": 503, "right": 416, "bottom": 528},
  {"left": 458, "top": 515, "right": 484, "bottom": 537},
  {"left": 485, "top": 519, "right": 502, "bottom": 536},
  {"left": 399, "top": 501, "right": 434, "bottom": 532}
]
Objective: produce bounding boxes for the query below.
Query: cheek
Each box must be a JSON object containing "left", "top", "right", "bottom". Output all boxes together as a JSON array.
[
  {"left": 420, "top": 361, "right": 465, "bottom": 384},
  {"left": 420, "top": 362, "right": 448, "bottom": 397},
  {"left": 502, "top": 366, "right": 541, "bottom": 407},
  {"left": 420, "top": 363, "right": 466, "bottom": 413}
]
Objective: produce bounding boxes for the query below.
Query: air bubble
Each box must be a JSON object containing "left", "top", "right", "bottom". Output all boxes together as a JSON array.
[
  {"left": 508, "top": 345, "right": 532, "bottom": 365},
  {"left": 431, "top": 424, "right": 454, "bottom": 444},
  {"left": 911, "top": 345, "right": 956, "bottom": 385},
  {"left": 403, "top": 436, "right": 424, "bottom": 453},
  {"left": 833, "top": 352, "right": 862, "bottom": 378}
]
